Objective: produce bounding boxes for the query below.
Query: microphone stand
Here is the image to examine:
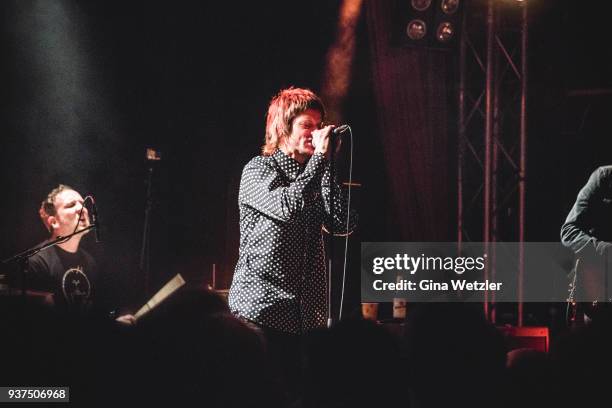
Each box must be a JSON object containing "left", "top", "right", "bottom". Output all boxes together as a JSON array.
[
  {"left": 327, "top": 132, "right": 337, "bottom": 328},
  {"left": 140, "top": 148, "right": 161, "bottom": 297},
  {"left": 140, "top": 165, "right": 154, "bottom": 296},
  {"left": 2, "top": 225, "right": 96, "bottom": 297}
]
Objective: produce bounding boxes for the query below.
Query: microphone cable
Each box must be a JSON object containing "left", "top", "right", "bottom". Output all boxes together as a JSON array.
[{"left": 337, "top": 125, "right": 354, "bottom": 322}]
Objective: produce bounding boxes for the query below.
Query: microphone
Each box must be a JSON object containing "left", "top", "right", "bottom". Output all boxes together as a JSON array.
[
  {"left": 314, "top": 125, "right": 349, "bottom": 150},
  {"left": 90, "top": 198, "right": 102, "bottom": 243},
  {"left": 332, "top": 124, "right": 349, "bottom": 136}
]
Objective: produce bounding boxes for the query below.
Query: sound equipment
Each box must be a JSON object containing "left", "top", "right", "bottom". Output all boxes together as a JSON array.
[{"left": 497, "top": 326, "right": 549, "bottom": 353}]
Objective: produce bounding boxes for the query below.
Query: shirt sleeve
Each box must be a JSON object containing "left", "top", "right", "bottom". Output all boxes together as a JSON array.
[
  {"left": 561, "top": 167, "right": 612, "bottom": 255},
  {"left": 239, "top": 154, "right": 327, "bottom": 223},
  {"left": 27, "top": 253, "right": 55, "bottom": 292},
  {"left": 321, "top": 162, "right": 358, "bottom": 235}
]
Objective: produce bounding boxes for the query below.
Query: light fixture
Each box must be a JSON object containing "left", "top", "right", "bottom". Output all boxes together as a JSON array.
[
  {"left": 411, "top": 0, "right": 432, "bottom": 11},
  {"left": 407, "top": 19, "right": 427, "bottom": 40},
  {"left": 436, "top": 22, "right": 454, "bottom": 42},
  {"left": 441, "top": 0, "right": 460, "bottom": 15},
  {"left": 396, "top": 0, "right": 463, "bottom": 49}
]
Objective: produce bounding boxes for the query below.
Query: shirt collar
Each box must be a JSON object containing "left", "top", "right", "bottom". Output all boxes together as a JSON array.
[{"left": 272, "top": 149, "right": 305, "bottom": 181}]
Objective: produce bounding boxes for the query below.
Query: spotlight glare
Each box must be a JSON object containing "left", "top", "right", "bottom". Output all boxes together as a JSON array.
[
  {"left": 407, "top": 19, "right": 427, "bottom": 40},
  {"left": 436, "top": 22, "right": 454, "bottom": 42},
  {"left": 441, "top": 0, "right": 460, "bottom": 15},
  {"left": 411, "top": 0, "right": 432, "bottom": 11}
]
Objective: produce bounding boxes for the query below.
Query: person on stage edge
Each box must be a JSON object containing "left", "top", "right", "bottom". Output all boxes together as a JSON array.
[{"left": 561, "top": 166, "right": 612, "bottom": 322}]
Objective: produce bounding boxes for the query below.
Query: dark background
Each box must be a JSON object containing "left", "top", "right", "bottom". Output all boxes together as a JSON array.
[{"left": 1, "top": 0, "right": 611, "bottom": 321}]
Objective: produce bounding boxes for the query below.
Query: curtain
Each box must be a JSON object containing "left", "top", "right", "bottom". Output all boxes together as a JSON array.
[{"left": 366, "top": 0, "right": 453, "bottom": 241}]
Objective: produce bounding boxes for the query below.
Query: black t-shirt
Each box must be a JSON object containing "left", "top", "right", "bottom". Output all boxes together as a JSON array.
[{"left": 27, "top": 244, "right": 97, "bottom": 312}]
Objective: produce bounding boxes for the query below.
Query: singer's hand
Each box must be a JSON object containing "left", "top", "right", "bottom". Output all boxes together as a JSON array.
[{"left": 312, "top": 125, "right": 334, "bottom": 160}]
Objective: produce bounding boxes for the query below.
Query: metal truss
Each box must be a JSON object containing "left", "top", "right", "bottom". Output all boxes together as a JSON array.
[{"left": 458, "top": 0, "right": 528, "bottom": 326}]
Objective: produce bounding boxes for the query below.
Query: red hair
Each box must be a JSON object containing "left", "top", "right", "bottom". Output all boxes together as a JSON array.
[{"left": 262, "top": 87, "right": 326, "bottom": 156}]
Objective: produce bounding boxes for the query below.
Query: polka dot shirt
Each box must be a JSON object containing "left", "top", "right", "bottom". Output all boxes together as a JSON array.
[{"left": 228, "top": 149, "right": 357, "bottom": 334}]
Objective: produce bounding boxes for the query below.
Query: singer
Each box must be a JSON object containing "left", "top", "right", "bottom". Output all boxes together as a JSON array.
[
  {"left": 228, "top": 87, "right": 357, "bottom": 395},
  {"left": 27, "top": 184, "right": 134, "bottom": 324}
]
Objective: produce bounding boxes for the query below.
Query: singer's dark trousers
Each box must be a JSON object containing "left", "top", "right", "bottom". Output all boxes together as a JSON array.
[{"left": 239, "top": 317, "right": 303, "bottom": 402}]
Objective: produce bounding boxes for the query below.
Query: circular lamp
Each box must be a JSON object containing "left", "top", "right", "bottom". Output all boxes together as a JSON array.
[{"left": 407, "top": 19, "right": 427, "bottom": 40}]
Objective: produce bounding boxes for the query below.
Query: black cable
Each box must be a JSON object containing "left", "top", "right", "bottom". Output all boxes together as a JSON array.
[{"left": 338, "top": 126, "right": 354, "bottom": 321}]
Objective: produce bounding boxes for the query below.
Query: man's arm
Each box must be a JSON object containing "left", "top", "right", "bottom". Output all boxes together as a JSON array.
[
  {"left": 25, "top": 254, "right": 56, "bottom": 305},
  {"left": 239, "top": 154, "right": 327, "bottom": 223},
  {"left": 321, "top": 164, "right": 357, "bottom": 235},
  {"left": 561, "top": 167, "right": 612, "bottom": 255},
  {"left": 27, "top": 253, "right": 55, "bottom": 293}
]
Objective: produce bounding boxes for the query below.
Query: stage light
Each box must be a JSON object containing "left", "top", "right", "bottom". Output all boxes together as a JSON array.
[
  {"left": 440, "top": 0, "right": 460, "bottom": 15},
  {"left": 395, "top": 0, "right": 463, "bottom": 49},
  {"left": 411, "top": 0, "right": 432, "bottom": 11},
  {"left": 407, "top": 19, "right": 427, "bottom": 40},
  {"left": 436, "top": 21, "right": 454, "bottom": 42}
]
